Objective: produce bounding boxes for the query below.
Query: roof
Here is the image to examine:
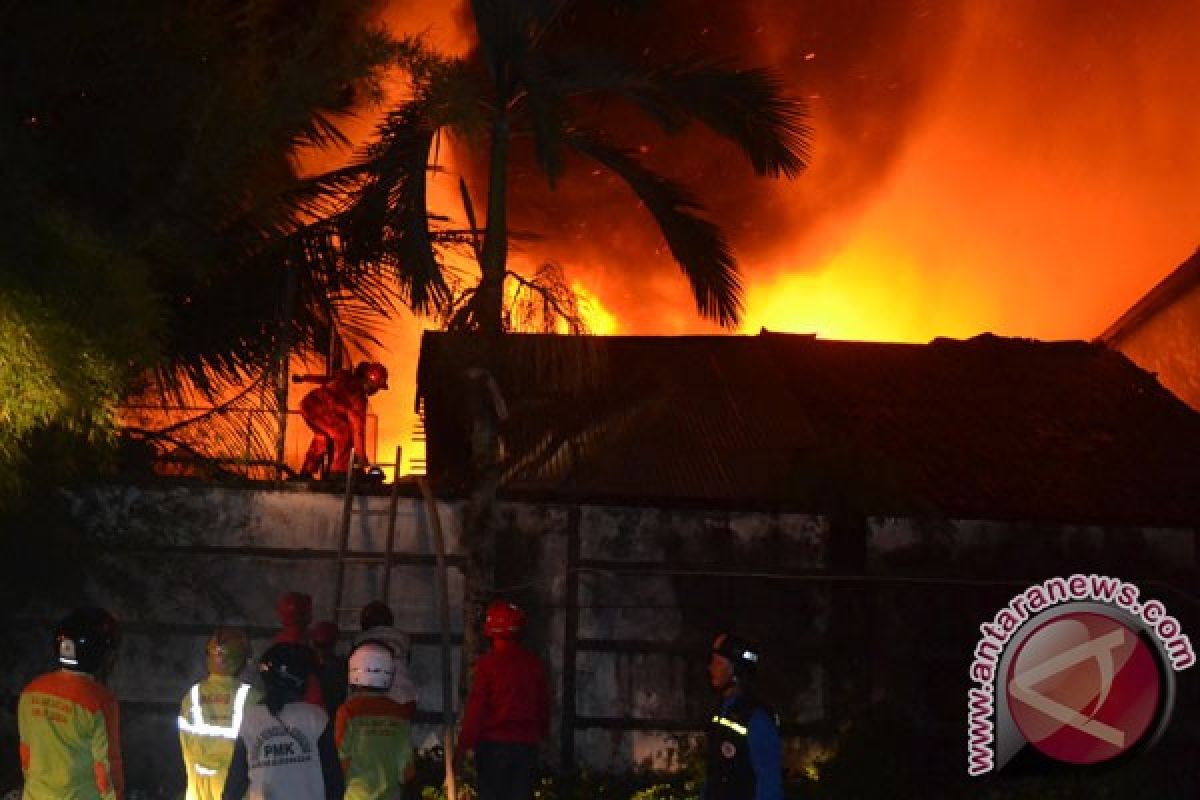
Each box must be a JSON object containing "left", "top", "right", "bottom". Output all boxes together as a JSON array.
[
  {"left": 1099, "top": 247, "right": 1200, "bottom": 345},
  {"left": 416, "top": 331, "right": 1200, "bottom": 526}
]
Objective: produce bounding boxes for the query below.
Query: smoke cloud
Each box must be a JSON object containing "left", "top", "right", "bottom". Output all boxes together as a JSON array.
[{"left": 433, "top": 0, "right": 1200, "bottom": 340}]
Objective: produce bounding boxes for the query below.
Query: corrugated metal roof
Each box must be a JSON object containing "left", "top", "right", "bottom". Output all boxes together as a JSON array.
[{"left": 417, "top": 331, "right": 1200, "bottom": 525}]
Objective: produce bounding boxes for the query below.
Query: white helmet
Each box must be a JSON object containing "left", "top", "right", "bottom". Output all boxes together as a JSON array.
[{"left": 348, "top": 641, "right": 395, "bottom": 689}]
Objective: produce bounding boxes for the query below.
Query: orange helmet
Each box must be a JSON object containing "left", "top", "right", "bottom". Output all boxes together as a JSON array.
[
  {"left": 276, "top": 591, "right": 313, "bottom": 627},
  {"left": 206, "top": 627, "right": 251, "bottom": 676},
  {"left": 355, "top": 361, "right": 389, "bottom": 392},
  {"left": 484, "top": 601, "right": 525, "bottom": 639}
]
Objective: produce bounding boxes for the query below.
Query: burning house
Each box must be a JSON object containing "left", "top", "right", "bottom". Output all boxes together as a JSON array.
[{"left": 1100, "top": 247, "right": 1200, "bottom": 413}]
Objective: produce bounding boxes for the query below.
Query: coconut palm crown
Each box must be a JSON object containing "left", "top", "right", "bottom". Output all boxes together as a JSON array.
[{"left": 303, "top": 0, "right": 813, "bottom": 334}]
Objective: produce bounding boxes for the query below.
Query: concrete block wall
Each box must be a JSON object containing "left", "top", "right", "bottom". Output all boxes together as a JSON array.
[{"left": 3, "top": 483, "right": 1195, "bottom": 791}]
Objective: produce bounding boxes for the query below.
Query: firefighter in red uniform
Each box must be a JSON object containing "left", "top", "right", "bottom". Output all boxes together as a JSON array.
[
  {"left": 458, "top": 601, "right": 549, "bottom": 800},
  {"left": 297, "top": 361, "right": 389, "bottom": 479},
  {"left": 18, "top": 607, "right": 124, "bottom": 800},
  {"left": 271, "top": 591, "right": 325, "bottom": 708}
]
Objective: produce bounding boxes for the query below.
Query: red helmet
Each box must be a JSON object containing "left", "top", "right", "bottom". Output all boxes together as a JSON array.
[
  {"left": 484, "top": 601, "right": 525, "bottom": 638},
  {"left": 311, "top": 620, "right": 339, "bottom": 649},
  {"left": 355, "top": 361, "right": 389, "bottom": 392},
  {"left": 276, "top": 591, "right": 313, "bottom": 627}
]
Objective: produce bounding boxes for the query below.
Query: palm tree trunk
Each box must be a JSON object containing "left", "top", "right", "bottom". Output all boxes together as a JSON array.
[
  {"left": 461, "top": 110, "right": 512, "bottom": 693},
  {"left": 476, "top": 112, "right": 510, "bottom": 335}
]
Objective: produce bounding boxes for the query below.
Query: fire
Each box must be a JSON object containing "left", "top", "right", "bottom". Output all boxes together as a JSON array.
[
  {"left": 294, "top": 1, "right": 1200, "bottom": 478},
  {"left": 570, "top": 281, "right": 619, "bottom": 335}
]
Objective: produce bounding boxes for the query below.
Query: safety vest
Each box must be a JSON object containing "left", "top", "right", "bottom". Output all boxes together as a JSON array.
[
  {"left": 177, "top": 676, "right": 257, "bottom": 799},
  {"left": 706, "top": 695, "right": 762, "bottom": 800},
  {"left": 335, "top": 693, "right": 414, "bottom": 800},
  {"left": 18, "top": 669, "right": 124, "bottom": 800}
]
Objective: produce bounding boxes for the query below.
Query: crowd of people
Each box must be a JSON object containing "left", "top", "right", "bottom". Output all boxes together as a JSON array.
[{"left": 14, "top": 594, "right": 780, "bottom": 800}]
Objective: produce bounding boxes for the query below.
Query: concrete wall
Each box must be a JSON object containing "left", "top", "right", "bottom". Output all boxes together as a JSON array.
[{"left": 2, "top": 484, "right": 1196, "bottom": 793}]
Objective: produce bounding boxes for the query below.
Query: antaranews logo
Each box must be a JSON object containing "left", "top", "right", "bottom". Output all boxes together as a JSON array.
[{"left": 967, "top": 574, "right": 1194, "bottom": 776}]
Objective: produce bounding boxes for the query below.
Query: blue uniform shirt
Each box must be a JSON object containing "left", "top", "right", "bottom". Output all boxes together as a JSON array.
[{"left": 717, "top": 694, "right": 782, "bottom": 800}]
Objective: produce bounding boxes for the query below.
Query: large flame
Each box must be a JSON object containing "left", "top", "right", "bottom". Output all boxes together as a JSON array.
[{"left": 297, "top": 0, "right": 1200, "bottom": 475}]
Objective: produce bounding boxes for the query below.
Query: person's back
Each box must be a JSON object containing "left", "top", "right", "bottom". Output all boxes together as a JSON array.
[
  {"left": 178, "top": 628, "right": 259, "bottom": 800},
  {"left": 336, "top": 642, "right": 415, "bottom": 800},
  {"left": 232, "top": 700, "right": 333, "bottom": 799},
  {"left": 458, "top": 602, "right": 549, "bottom": 800},
  {"left": 354, "top": 602, "right": 417, "bottom": 711},
  {"left": 222, "top": 642, "right": 343, "bottom": 800},
  {"left": 312, "top": 621, "right": 348, "bottom": 719},
  {"left": 271, "top": 591, "right": 325, "bottom": 708},
  {"left": 18, "top": 607, "right": 123, "bottom": 800},
  {"left": 461, "top": 643, "right": 548, "bottom": 746},
  {"left": 19, "top": 670, "right": 122, "bottom": 800}
]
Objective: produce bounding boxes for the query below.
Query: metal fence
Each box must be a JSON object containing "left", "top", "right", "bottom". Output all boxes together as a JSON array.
[{"left": 118, "top": 405, "right": 378, "bottom": 480}]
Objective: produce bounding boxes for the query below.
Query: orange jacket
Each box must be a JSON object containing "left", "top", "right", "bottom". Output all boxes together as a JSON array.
[
  {"left": 335, "top": 693, "right": 415, "bottom": 799},
  {"left": 18, "top": 669, "right": 124, "bottom": 800}
]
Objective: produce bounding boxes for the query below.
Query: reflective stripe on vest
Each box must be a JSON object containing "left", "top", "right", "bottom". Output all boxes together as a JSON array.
[
  {"left": 712, "top": 714, "right": 748, "bottom": 736},
  {"left": 178, "top": 682, "right": 252, "bottom": 740}
]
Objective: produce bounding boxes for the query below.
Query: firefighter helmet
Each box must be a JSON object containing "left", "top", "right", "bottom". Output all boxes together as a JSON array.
[
  {"left": 483, "top": 601, "right": 525, "bottom": 639},
  {"left": 275, "top": 591, "right": 313, "bottom": 628},
  {"left": 206, "top": 627, "right": 251, "bottom": 676},
  {"left": 311, "top": 620, "right": 339, "bottom": 649},
  {"left": 711, "top": 632, "right": 760, "bottom": 678},
  {"left": 258, "top": 642, "right": 313, "bottom": 695},
  {"left": 360, "top": 600, "right": 394, "bottom": 631},
  {"left": 348, "top": 641, "right": 395, "bottom": 690},
  {"left": 355, "top": 361, "right": 389, "bottom": 392},
  {"left": 55, "top": 607, "right": 120, "bottom": 674}
]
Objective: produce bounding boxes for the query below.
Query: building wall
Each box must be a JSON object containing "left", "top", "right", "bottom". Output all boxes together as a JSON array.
[
  {"left": 1, "top": 485, "right": 1196, "bottom": 792},
  {"left": 1110, "top": 280, "right": 1200, "bottom": 411}
]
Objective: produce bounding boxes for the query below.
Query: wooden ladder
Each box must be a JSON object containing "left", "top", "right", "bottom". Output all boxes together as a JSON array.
[{"left": 330, "top": 444, "right": 408, "bottom": 626}]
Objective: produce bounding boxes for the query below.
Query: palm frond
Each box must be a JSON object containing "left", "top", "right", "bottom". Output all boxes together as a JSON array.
[
  {"left": 647, "top": 61, "right": 811, "bottom": 178},
  {"left": 568, "top": 133, "right": 743, "bottom": 327},
  {"left": 532, "top": 51, "right": 812, "bottom": 178},
  {"left": 516, "top": 53, "right": 572, "bottom": 185}
]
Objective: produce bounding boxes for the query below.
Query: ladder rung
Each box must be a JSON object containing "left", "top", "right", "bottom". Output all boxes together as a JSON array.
[
  {"left": 350, "top": 513, "right": 417, "bottom": 520},
  {"left": 340, "top": 555, "right": 390, "bottom": 564}
]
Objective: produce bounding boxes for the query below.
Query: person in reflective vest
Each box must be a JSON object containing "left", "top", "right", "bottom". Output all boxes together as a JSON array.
[
  {"left": 352, "top": 602, "right": 417, "bottom": 715},
  {"left": 222, "top": 642, "right": 344, "bottom": 800},
  {"left": 704, "top": 633, "right": 781, "bottom": 800},
  {"left": 178, "top": 628, "right": 260, "bottom": 800},
  {"left": 18, "top": 606, "right": 124, "bottom": 800},
  {"left": 335, "top": 641, "right": 415, "bottom": 799}
]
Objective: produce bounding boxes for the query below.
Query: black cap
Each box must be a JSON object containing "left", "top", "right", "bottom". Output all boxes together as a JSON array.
[
  {"left": 712, "top": 632, "right": 760, "bottom": 675},
  {"left": 258, "top": 642, "right": 313, "bottom": 694}
]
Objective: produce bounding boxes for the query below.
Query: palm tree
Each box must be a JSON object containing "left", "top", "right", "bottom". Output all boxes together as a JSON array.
[
  {"left": 304, "top": 0, "right": 811, "bottom": 679},
  {"left": 0, "top": 1, "right": 406, "bottom": 484}
]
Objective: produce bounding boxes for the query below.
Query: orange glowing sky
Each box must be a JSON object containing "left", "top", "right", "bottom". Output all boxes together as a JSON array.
[{"left": 295, "top": 0, "right": 1200, "bottom": 472}]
